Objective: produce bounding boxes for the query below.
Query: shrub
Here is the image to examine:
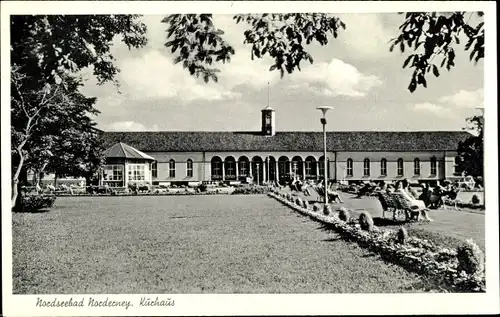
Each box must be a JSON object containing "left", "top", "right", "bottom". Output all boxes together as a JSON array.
[
  {"left": 338, "top": 207, "right": 350, "bottom": 222},
  {"left": 396, "top": 227, "right": 408, "bottom": 244},
  {"left": 471, "top": 194, "right": 480, "bottom": 204},
  {"left": 198, "top": 183, "right": 207, "bottom": 192},
  {"left": 302, "top": 200, "right": 309, "bottom": 209},
  {"left": 312, "top": 203, "right": 321, "bottom": 212},
  {"left": 323, "top": 205, "right": 332, "bottom": 216},
  {"left": 295, "top": 197, "right": 303, "bottom": 206},
  {"left": 456, "top": 239, "right": 485, "bottom": 275},
  {"left": 358, "top": 211, "right": 374, "bottom": 231},
  {"left": 232, "top": 187, "right": 270, "bottom": 195},
  {"left": 17, "top": 194, "right": 56, "bottom": 212}
]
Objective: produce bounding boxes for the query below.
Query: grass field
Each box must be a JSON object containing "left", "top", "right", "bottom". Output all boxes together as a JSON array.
[{"left": 12, "top": 195, "right": 438, "bottom": 294}]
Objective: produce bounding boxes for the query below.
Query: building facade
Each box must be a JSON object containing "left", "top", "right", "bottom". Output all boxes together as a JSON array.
[{"left": 101, "top": 106, "right": 470, "bottom": 187}]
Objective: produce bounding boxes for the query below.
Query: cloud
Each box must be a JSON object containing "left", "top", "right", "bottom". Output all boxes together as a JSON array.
[
  {"left": 291, "top": 59, "right": 382, "bottom": 97},
  {"left": 412, "top": 102, "right": 454, "bottom": 117},
  {"left": 439, "top": 88, "right": 484, "bottom": 109},
  {"left": 118, "top": 49, "right": 241, "bottom": 102},
  {"left": 105, "top": 121, "right": 159, "bottom": 132},
  {"left": 336, "top": 13, "right": 397, "bottom": 60},
  {"left": 212, "top": 15, "right": 280, "bottom": 89}
]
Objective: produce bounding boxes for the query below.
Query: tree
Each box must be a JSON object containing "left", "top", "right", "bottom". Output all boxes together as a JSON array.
[
  {"left": 10, "top": 15, "right": 148, "bottom": 207},
  {"left": 11, "top": 15, "right": 148, "bottom": 86},
  {"left": 47, "top": 127, "right": 106, "bottom": 186},
  {"left": 457, "top": 114, "right": 483, "bottom": 179},
  {"left": 18, "top": 76, "right": 105, "bottom": 188},
  {"left": 162, "top": 14, "right": 345, "bottom": 82},
  {"left": 162, "top": 12, "right": 484, "bottom": 91},
  {"left": 389, "top": 12, "right": 484, "bottom": 93}
]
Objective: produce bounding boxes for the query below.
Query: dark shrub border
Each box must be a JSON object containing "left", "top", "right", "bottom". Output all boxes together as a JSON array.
[
  {"left": 268, "top": 190, "right": 485, "bottom": 293},
  {"left": 14, "top": 194, "right": 57, "bottom": 213}
]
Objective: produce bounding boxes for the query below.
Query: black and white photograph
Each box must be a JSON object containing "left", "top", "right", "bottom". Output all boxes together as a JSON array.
[{"left": 1, "top": 1, "right": 499, "bottom": 316}]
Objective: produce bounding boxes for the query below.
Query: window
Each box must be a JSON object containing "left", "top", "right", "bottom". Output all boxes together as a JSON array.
[
  {"left": 363, "top": 158, "right": 370, "bottom": 176},
  {"left": 346, "top": 158, "right": 353, "bottom": 177},
  {"left": 214, "top": 163, "right": 221, "bottom": 176},
  {"left": 397, "top": 158, "right": 404, "bottom": 176},
  {"left": 128, "top": 164, "right": 145, "bottom": 181},
  {"left": 227, "top": 161, "right": 235, "bottom": 177},
  {"left": 380, "top": 159, "right": 387, "bottom": 176},
  {"left": 265, "top": 114, "right": 271, "bottom": 125},
  {"left": 103, "top": 165, "right": 123, "bottom": 181},
  {"left": 239, "top": 160, "right": 248, "bottom": 176},
  {"left": 414, "top": 158, "right": 420, "bottom": 176},
  {"left": 186, "top": 159, "right": 193, "bottom": 177},
  {"left": 430, "top": 157, "right": 437, "bottom": 175},
  {"left": 318, "top": 157, "right": 325, "bottom": 176},
  {"left": 169, "top": 159, "right": 176, "bottom": 178},
  {"left": 210, "top": 157, "right": 223, "bottom": 180},
  {"left": 151, "top": 161, "right": 157, "bottom": 178},
  {"left": 305, "top": 161, "right": 312, "bottom": 176}
]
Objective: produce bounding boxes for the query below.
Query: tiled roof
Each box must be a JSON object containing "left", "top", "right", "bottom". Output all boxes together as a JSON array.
[
  {"left": 104, "top": 142, "right": 155, "bottom": 160},
  {"left": 100, "top": 131, "right": 471, "bottom": 152}
]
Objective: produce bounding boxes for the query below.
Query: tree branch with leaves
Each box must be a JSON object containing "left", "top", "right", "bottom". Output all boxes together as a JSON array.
[
  {"left": 390, "top": 12, "right": 484, "bottom": 93},
  {"left": 162, "top": 13, "right": 345, "bottom": 82}
]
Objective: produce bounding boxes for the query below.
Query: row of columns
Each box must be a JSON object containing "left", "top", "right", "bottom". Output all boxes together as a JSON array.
[{"left": 216, "top": 160, "right": 328, "bottom": 182}]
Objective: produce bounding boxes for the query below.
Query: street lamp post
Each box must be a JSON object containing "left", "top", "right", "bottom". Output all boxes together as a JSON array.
[{"left": 317, "top": 106, "right": 333, "bottom": 205}]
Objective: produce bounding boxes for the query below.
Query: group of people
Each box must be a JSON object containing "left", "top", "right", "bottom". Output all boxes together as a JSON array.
[
  {"left": 277, "top": 176, "right": 459, "bottom": 211},
  {"left": 380, "top": 179, "right": 459, "bottom": 210},
  {"left": 286, "top": 177, "right": 344, "bottom": 203}
]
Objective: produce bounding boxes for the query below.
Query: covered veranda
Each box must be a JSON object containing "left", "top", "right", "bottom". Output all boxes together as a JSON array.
[{"left": 210, "top": 154, "right": 327, "bottom": 184}]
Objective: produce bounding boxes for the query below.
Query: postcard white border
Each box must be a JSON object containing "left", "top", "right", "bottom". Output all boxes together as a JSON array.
[{"left": 2, "top": 1, "right": 498, "bottom": 316}]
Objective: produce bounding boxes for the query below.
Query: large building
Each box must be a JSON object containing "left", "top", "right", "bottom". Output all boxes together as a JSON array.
[{"left": 101, "top": 106, "right": 471, "bottom": 187}]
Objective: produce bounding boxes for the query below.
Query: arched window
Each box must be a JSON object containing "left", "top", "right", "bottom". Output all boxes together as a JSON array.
[
  {"left": 224, "top": 156, "right": 236, "bottom": 180},
  {"left": 211, "top": 156, "right": 223, "bottom": 179},
  {"left": 186, "top": 159, "right": 193, "bottom": 177},
  {"left": 414, "top": 158, "right": 420, "bottom": 176},
  {"left": 152, "top": 161, "right": 157, "bottom": 178},
  {"left": 318, "top": 156, "right": 325, "bottom": 177},
  {"left": 291, "top": 156, "right": 303, "bottom": 178},
  {"left": 363, "top": 158, "right": 370, "bottom": 176},
  {"left": 238, "top": 156, "right": 250, "bottom": 177},
  {"left": 380, "top": 159, "right": 387, "bottom": 176},
  {"left": 305, "top": 156, "right": 317, "bottom": 177},
  {"left": 430, "top": 157, "right": 437, "bottom": 175},
  {"left": 346, "top": 158, "right": 353, "bottom": 177},
  {"left": 397, "top": 158, "right": 404, "bottom": 176},
  {"left": 169, "top": 159, "right": 176, "bottom": 178}
]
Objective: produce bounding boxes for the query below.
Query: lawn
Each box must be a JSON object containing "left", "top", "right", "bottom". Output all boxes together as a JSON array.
[{"left": 13, "top": 195, "right": 433, "bottom": 294}]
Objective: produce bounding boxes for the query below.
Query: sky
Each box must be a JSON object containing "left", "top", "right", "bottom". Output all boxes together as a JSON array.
[{"left": 80, "top": 13, "right": 485, "bottom": 133}]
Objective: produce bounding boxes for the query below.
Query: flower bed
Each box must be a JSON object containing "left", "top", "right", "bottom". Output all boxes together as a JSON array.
[
  {"left": 267, "top": 189, "right": 485, "bottom": 292},
  {"left": 54, "top": 186, "right": 273, "bottom": 197}
]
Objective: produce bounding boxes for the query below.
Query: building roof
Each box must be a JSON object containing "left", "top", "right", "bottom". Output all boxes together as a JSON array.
[
  {"left": 104, "top": 142, "right": 156, "bottom": 160},
  {"left": 101, "top": 131, "right": 472, "bottom": 153}
]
